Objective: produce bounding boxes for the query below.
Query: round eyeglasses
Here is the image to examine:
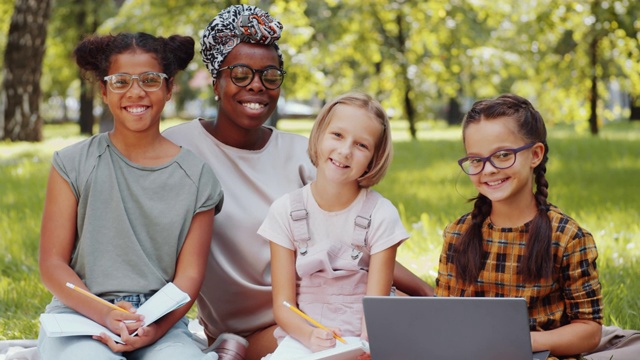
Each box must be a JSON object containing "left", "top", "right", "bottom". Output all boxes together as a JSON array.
[
  {"left": 457, "top": 143, "right": 536, "bottom": 175},
  {"left": 103, "top": 72, "right": 168, "bottom": 93},
  {"left": 218, "top": 65, "right": 286, "bottom": 90}
]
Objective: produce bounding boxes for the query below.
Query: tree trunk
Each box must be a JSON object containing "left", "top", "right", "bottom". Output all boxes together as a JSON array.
[
  {"left": 588, "top": 36, "right": 599, "bottom": 135},
  {"left": 396, "top": 9, "right": 416, "bottom": 139},
  {"left": 446, "top": 97, "right": 463, "bottom": 125},
  {"left": 78, "top": 77, "right": 95, "bottom": 135},
  {"left": 1, "top": 0, "right": 52, "bottom": 141},
  {"left": 76, "top": 0, "right": 97, "bottom": 135}
]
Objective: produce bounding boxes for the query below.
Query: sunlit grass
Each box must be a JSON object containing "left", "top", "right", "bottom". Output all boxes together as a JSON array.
[{"left": 1, "top": 119, "right": 638, "bottom": 339}]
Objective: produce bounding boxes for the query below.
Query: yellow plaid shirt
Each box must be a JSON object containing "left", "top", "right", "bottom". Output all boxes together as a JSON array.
[{"left": 436, "top": 206, "right": 603, "bottom": 359}]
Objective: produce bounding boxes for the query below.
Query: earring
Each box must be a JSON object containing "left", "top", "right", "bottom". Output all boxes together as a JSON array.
[{"left": 215, "top": 95, "right": 219, "bottom": 102}]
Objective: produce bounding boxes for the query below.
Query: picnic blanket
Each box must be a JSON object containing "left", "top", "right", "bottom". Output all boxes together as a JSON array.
[
  {"left": 2, "top": 324, "right": 638, "bottom": 359},
  {"left": 0, "top": 319, "right": 209, "bottom": 360}
]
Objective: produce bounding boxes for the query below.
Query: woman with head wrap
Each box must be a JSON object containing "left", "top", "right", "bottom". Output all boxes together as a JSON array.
[{"left": 163, "top": 4, "right": 433, "bottom": 360}]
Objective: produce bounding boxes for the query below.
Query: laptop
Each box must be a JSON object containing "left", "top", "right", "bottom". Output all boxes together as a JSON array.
[{"left": 363, "top": 296, "right": 550, "bottom": 360}]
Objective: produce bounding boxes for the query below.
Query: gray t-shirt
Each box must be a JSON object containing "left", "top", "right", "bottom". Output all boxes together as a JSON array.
[{"left": 52, "top": 133, "right": 223, "bottom": 299}]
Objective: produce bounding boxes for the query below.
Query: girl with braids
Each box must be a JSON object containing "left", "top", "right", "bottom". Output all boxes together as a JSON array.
[
  {"left": 37, "top": 32, "right": 222, "bottom": 359},
  {"left": 435, "top": 94, "right": 603, "bottom": 359}
]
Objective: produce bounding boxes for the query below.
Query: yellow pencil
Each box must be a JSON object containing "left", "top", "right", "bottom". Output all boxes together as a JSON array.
[
  {"left": 283, "top": 301, "right": 347, "bottom": 344},
  {"left": 66, "top": 282, "right": 131, "bottom": 314}
]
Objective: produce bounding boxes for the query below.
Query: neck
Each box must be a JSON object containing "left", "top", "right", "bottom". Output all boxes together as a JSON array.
[
  {"left": 310, "top": 180, "right": 361, "bottom": 212},
  {"left": 108, "top": 130, "right": 175, "bottom": 166},
  {"left": 489, "top": 195, "right": 538, "bottom": 227},
  {"left": 205, "top": 120, "right": 270, "bottom": 150}
]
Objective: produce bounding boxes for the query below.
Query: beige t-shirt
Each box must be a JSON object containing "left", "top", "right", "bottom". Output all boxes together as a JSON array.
[{"left": 163, "top": 119, "right": 315, "bottom": 338}]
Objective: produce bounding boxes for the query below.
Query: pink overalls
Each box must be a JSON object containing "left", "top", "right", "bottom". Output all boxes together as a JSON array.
[{"left": 274, "top": 189, "right": 381, "bottom": 342}]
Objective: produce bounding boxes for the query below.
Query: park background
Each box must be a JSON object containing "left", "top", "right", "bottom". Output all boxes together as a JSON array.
[{"left": 1, "top": 0, "right": 639, "bottom": 341}]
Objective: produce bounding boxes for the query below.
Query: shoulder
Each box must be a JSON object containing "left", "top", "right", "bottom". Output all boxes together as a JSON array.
[
  {"left": 174, "top": 148, "right": 219, "bottom": 184},
  {"left": 547, "top": 205, "right": 594, "bottom": 241},
  {"left": 55, "top": 133, "right": 108, "bottom": 164},
  {"left": 162, "top": 119, "right": 203, "bottom": 140},
  {"left": 268, "top": 127, "right": 309, "bottom": 151},
  {"left": 444, "top": 213, "right": 473, "bottom": 234}
]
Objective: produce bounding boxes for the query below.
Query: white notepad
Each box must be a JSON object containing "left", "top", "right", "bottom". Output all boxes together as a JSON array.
[
  {"left": 40, "top": 282, "right": 190, "bottom": 344},
  {"left": 270, "top": 335, "right": 369, "bottom": 360}
]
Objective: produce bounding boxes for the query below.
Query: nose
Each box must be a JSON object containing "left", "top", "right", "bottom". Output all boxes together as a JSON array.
[
  {"left": 245, "top": 72, "right": 265, "bottom": 92},
  {"left": 481, "top": 159, "right": 498, "bottom": 174},
  {"left": 125, "top": 78, "right": 146, "bottom": 96},
  {"left": 337, "top": 141, "right": 352, "bottom": 157}
]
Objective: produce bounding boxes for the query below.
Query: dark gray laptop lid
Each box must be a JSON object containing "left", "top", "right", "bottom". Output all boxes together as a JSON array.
[{"left": 363, "top": 296, "right": 549, "bottom": 360}]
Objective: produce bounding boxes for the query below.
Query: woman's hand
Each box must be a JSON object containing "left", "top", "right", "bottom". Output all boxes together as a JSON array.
[{"left": 94, "top": 322, "right": 159, "bottom": 352}]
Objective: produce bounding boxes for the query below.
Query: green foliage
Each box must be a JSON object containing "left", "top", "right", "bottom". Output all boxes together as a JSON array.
[{"left": 17, "top": 0, "right": 640, "bottom": 130}]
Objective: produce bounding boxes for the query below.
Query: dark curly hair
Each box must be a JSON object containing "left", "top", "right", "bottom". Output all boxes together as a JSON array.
[{"left": 73, "top": 32, "right": 194, "bottom": 89}]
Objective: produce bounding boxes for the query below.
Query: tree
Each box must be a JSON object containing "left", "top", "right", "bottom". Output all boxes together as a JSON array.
[{"left": 1, "top": 0, "right": 51, "bottom": 141}]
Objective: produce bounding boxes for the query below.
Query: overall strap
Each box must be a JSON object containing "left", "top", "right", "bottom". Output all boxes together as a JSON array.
[
  {"left": 351, "top": 190, "right": 382, "bottom": 260},
  {"left": 289, "top": 188, "right": 310, "bottom": 255}
]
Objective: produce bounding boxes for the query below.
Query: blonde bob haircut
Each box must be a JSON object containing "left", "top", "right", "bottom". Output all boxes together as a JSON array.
[{"left": 307, "top": 92, "right": 393, "bottom": 188}]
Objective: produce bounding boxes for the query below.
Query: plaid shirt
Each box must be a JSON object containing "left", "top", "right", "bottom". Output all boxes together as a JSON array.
[{"left": 436, "top": 205, "right": 603, "bottom": 335}]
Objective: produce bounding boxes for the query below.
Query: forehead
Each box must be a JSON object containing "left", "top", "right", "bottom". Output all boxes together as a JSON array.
[
  {"left": 327, "top": 104, "right": 382, "bottom": 135},
  {"left": 222, "top": 42, "right": 280, "bottom": 68},
  {"left": 108, "top": 50, "right": 162, "bottom": 75},
  {"left": 464, "top": 117, "right": 523, "bottom": 152}
]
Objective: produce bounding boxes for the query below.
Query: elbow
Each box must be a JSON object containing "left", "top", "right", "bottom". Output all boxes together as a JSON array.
[{"left": 585, "top": 324, "right": 602, "bottom": 353}]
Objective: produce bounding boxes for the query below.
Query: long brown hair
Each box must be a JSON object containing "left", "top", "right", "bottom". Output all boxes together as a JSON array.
[{"left": 455, "top": 93, "right": 552, "bottom": 283}]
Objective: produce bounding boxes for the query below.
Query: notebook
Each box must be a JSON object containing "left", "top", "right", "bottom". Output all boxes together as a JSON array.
[
  {"left": 40, "top": 282, "right": 190, "bottom": 344},
  {"left": 363, "top": 296, "right": 550, "bottom": 360},
  {"left": 270, "top": 335, "right": 369, "bottom": 360}
]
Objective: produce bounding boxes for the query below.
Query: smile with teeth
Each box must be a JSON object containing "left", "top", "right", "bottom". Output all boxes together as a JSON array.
[
  {"left": 486, "top": 178, "right": 507, "bottom": 186},
  {"left": 125, "top": 106, "right": 149, "bottom": 114},
  {"left": 330, "top": 158, "right": 349, "bottom": 168},
  {"left": 243, "top": 102, "right": 265, "bottom": 110}
]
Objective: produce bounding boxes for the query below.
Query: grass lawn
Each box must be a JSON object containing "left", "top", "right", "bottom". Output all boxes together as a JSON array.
[{"left": 1, "top": 118, "right": 639, "bottom": 340}]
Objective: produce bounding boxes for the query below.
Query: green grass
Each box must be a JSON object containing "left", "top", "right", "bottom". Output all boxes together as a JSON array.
[{"left": 1, "top": 119, "right": 639, "bottom": 339}]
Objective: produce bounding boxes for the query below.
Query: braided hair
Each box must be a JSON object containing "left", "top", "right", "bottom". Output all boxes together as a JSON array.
[{"left": 454, "top": 93, "right": 552, "bottom": 283}]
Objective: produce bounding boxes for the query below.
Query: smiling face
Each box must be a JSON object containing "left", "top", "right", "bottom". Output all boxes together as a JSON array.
[
  {"left": 463, "top": 116, "right": 544, "bottom": 207},
  {"left": 101, "top": 50, "right": 171, "bottom": 134},
  {"left": 315, "top": 104, "right": 383, "bottom": 187},
  {"left": 213, "top": 42, "right": 281, "bottom": 131}
]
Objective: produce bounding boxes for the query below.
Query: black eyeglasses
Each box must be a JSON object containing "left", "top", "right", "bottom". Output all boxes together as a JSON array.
[
  {"left": 103, "top": 72, "right": 168, "bottom": 93},
  {"left": 218, "top": 64, "right": 285, "bottom": 90},
  {"left": 457, "top": 143, "right": 536, "bottom": 175}
]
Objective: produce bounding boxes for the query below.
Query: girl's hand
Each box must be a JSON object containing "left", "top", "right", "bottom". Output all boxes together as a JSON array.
[
  {"left": 93, "top": 322, "right": 158, "bottom": 352},
  {"left": 307, "top": 327, "right": 341, "bottom": 353},
  {"left": 357, "top": 352, "right": 371, "bottom": 360},
  {"left": 104, "top": 301, "right": 144, "bottom": 335}
]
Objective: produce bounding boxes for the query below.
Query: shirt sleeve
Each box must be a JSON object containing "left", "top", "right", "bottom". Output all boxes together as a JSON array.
[
  {"left": 257, "top": 193, "right": 297, "bottom": 251},
  {"left": 195, "top": 162, "right": 224, "bottom": 215},
  {"left": 560, "top": 225, "right": 603, "bottom": 323}
]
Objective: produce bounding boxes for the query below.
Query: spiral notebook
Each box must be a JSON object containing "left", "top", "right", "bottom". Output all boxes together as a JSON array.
[{"left": 363, "top": 296, "right": 550, "bottom": 360}]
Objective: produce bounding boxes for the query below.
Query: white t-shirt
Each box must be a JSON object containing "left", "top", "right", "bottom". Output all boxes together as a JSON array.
[{"left": 163, "top": 119, "right": 316, "bottom": 338}]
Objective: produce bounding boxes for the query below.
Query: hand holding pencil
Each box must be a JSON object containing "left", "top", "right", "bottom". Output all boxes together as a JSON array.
[{"left": 283, "top": 300, "right": 347, "bottom": 344}]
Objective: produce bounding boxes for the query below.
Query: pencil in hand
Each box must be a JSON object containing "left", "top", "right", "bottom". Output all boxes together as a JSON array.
[
  {"left": 66, "top": 282, "right": 131, "bottom": 314},
  {"left": 282, "top": 300, "right": 347, "bottom": 344}
]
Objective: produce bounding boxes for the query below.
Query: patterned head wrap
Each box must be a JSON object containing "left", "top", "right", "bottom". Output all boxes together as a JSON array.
[{"left": 201, "top": 4, "right": 284, "bottom": 84}]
